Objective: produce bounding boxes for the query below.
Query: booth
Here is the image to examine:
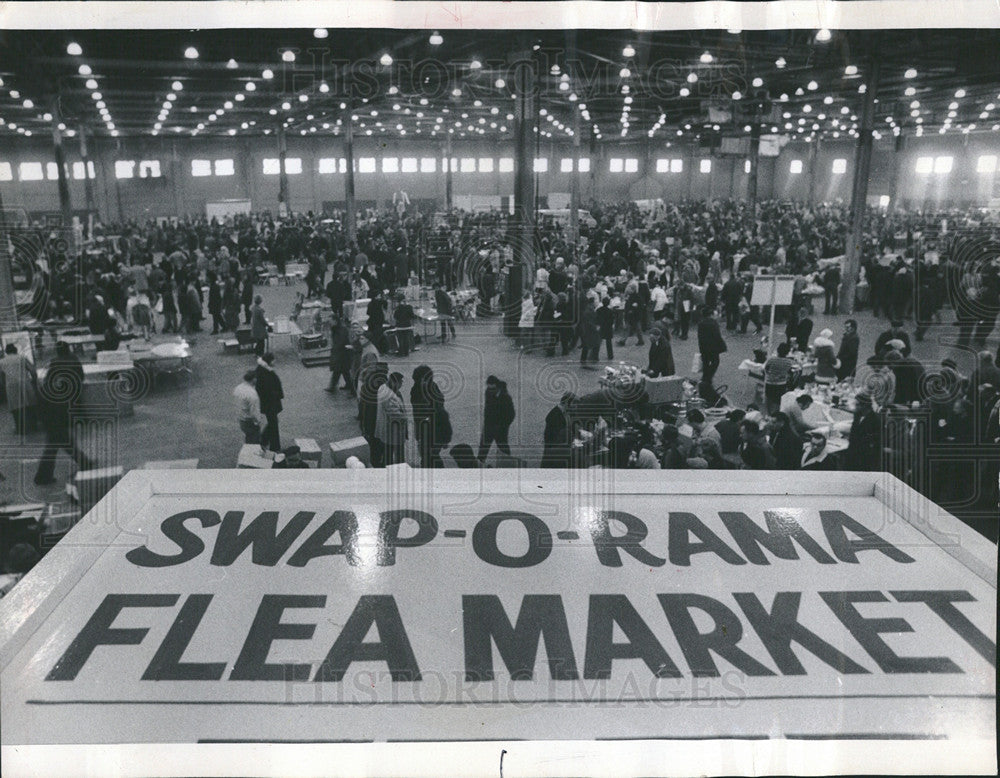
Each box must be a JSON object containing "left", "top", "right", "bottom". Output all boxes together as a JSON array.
[{"left": 1, "top": 470, "right": 995, "bottom": 776}]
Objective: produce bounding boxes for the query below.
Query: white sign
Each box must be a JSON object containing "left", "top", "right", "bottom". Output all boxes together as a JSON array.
[{"left": 1, "top": 471, "right": 995, "bottom": 775}]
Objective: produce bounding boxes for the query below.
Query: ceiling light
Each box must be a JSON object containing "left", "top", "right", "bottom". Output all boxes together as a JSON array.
[
  {"left": 184, "top": 47, "right": 199, "bottom": 60},
  {"left": 620, "top": 68, "right": 631, "bottom": 79},
  {"left": 281, "top": 102, "right": 291, "bottom": 110},
  {"left": 732, "top": 91, "right": 742, "bottom": 100},
  {"left": 955, "top": 88, "right": 966, "bottom": 98},
  {"left": 776, "top": 57, "right": 786, "bottom": 69},
  {"left": 78, "top": 64, "right": 92, "bottom": 76},
  {"left": 313, "top": 28, "right": 328, "bottom": 39},
  {"left": 752, "top": 77, "right": 763, "bottom": 88},
  {"left": 815, "top": 28, "right": 832, "bottom": 42},
  {"left": 262, "top": 69, "right": 274, "bottom": 80},
  {"left": 904, "top": 86, "right": 916, "bottom": 96},
  {"left": 167, "top": 92, "right": 176, "bottom": 101},
  {"left": 679, "top": 87, "right": 690, "bottom": 97},
  {"left": 226, "top": 59, "right": 237, "bottom": 70},
  {"left": 85, "top": 78, "right": 98, "bottom": 90},
  {"left": 380, "top": 52, "right": 393, "bottom": 67},
  {"left": 67, "top": 42, "right": 83, "bottom": 56},
  {"left": 904, "top": 68, "right": 917, "bottom": 78},
  {"left": 687, "top": 72, "right": 697, "bottom": 83},
  {"left": 189, "top": 106, "right": 197, "bottom": 112},
  {"left": 844, "top": 65, "right": 858, "bottom": 76},
  {"left": 700, "top": 51, "right": 713, "bottom": 64},
  {"left": 807, "top": 80, "right": 818, "bottom": 90},
  {"left": 452, "top": 88, "right": 462, "bottom": 97},
  {"left": 470, "top": 59, "right": 482, "bottom": 70},
  {"left": 245, "top": 82, "right": 256, "bottom": 92},
  {"left": 282, "top": 50, "right": 296, "bottom": 63},
  {"left": 429, "top": 31, "right": 443, "bottom": 46}
]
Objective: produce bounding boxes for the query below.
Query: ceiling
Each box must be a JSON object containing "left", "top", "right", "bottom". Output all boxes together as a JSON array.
[{"left": 1, "top": 28, "right": 999, "bottom": 147}]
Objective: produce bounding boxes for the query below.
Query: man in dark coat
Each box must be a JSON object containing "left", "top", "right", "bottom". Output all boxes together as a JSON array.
[
  {"left": 846, "top": 391, "right": 885, "bottom": 471},
  {"left": 721, "top": 275, "right": 743, "bottom": 331},
  {"left": 836, "top": 319, "right": 860, "bottom": 381},
  {"left": 325, "top": 316, "right": 354, "bottom": 394},
  {"left": 541, "top": 392, "right": 576, "bottom": 468},
  {"left": 34, "top": 342, "right": 94, "bottom": 485},
  {"left": 596, "top": 296, "right": 615, "bottom": 359},
  {"left": 646, "top": 326, "right": 675, "bottom": 378},
  {"left": 326, "top": 268, "right": 352, "bottom": 320},
  {"left": 874, "top": 320, "right": 912, "bottom": 358},
  {"left": 768, "top": 412, "right": 804, "bottom": 470},
  {"left": 478, "top": 375, "right": 516, "bottom": 463},
  {"left": 578, "top": 297, "right": 601, "bottom": 365},
  {"left": 822, "top": 265, "right": 841, "bottom": 315},
  {"left": 254, "top": 352, "right": 285, "bottom": 452},
  {"left": 696, "top": 305, "right": 727, "bottom": 385}
]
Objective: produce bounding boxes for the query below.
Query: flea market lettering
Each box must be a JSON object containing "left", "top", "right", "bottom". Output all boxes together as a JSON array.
[
  {"left": 121, "top": 507, "right": 918, "bottom": 569},
  {"left": 43, "top": 508, "right": 997, "bottom": 683}
]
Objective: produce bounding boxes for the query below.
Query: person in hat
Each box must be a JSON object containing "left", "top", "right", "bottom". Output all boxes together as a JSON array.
[
  {"left": 645, "top": 325, "right": 675, "bottom": 378},
  {"left": 874, "top": 320, "right": 911, "bottom": 359},
  {"left": 802, "top": 429, "right": 836, "bottom": 470},
  {"left": 813, "top": 328, "right": 840, "bottom": 385},
  {"left": 846, "top": 390, "right": 885, "bottom": 471},
  {"left": 255, "top": 352, "right": 284, "bottom": 453},
  {"left": 836, "top": 319, "right": 860, "bottom": 382},
  {"left": 768, "top": 411, "right": 804, "bottom": 470}
]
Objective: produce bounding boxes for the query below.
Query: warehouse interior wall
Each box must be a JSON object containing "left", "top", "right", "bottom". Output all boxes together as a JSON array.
[{"left": 2, "top": 133, "right": 998, "bottom": 222}]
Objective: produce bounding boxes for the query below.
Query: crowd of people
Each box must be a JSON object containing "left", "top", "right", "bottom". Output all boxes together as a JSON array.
[{"left": 2, "top": 197, "right": 999, "bottom": 537}]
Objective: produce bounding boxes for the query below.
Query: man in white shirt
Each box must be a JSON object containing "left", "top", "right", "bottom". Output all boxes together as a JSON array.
[
  {"left": 233, "top": 369, "right": 262, "bottom": 444},
  {"left": 650, "top": 282, "right": 668, "bottom": 320}
]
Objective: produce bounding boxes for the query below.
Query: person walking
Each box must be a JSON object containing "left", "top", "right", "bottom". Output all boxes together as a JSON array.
[
  {"left": 596, "top": 296, "right": 615, "bottom": 359},
  {"left": 160, "top": 277, "right": 178, "bottom": 334},
  {"left": 325, "top": 316, "right": 354, "bottom": 394},
  {"left": 361, "top": 363, "right": 389, "bottom": 467},
  {"left": 376, "top": 371, "right": 409, "bottom": 466},
  {"left": 254, "top": 352, "right": 284, "bottom": 452},
  {"left": 0, "top": 343, "right": 38, "bottom": 437},
  {"left": 696, "top": 305, "right": 727, "bottom": 385},
  {"left": 207, "top": 273, "right": 223, "bottom": 334},
  {"left": 410, "top": 364, "right": 449, "bottom": 468},
  {"left": 233, "top": 368, "right": 262, "bottom": 444},
  {"left": 541, "top": 392, "right": 576, "bottom": 468},
  {"left": 434, "top": 284, "right": 457, "bottom": 341},
  {"left": 250, "top": 294, "right": 268, "bottom": 357},
  {"left": 478, "top": 375, "right": 515, "bottom": 464},
  {"left": 578, "top": 296, "right": 601, "bottom": 366},
  {"left": 34, "top": 342, "right": 94, "bottom": 485}
]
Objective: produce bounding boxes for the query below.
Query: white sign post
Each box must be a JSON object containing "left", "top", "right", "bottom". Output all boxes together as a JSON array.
[{"left": 751, "top": 275, "right": 797, "bottom": 357}]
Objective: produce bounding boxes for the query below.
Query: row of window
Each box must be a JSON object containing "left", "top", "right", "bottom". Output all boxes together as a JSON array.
[{"left": 4, "top": 154, "right": 999, "bottom": 183}]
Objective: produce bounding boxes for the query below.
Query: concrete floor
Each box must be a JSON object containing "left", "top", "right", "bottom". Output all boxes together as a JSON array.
[{"left": 0, "top": 279, "right": 994, "bottom": 514}]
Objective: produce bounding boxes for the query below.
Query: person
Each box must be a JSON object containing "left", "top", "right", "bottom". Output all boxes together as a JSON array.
[
  {"left": 233, "top": 368, "right": 262, "bottom": 444},
  {"left": 541, "top": 392, "right": 576, "bottom": 468},
  {"left": 273, "top": 444, "right": 310, "bottom": 469},
  {"left": 812, "top": 329, "right": 840, "bottom": 385},
  {"left": 326, "top": 316, "right": 354, "bottom": 394},
  {"left": 780, "top": 392, "right": 821, "bottom": 438},
  {"left": 685, "top": 408, "right": 723, "bottom": 468},
  {"left": 326, "top": 267, "right": 352, "bottom": 320},
  {"left": 846, "top": 390, "right": 885, "bottom": 471},
  {"left": 660, "top": 424, "right": 688, "bottom": 469},
  {"left": 0, "top": 543, "right": 41, "bottom": 599},
  {"left": 411, "top": 364, "right": 449, "bottom": 468},
  {"left": 208, "top": 273, "right": 223, "bottom": 334},
  {"left": 391, "top": 294, "right": 416, "bottom": 356},
  {"left": 450, "top": 443, "right": 481, "bottom": 469},
  {"left": 768, "top": 411, "right": 804, "bottom": 470},
  {"left": 366, "top": 291, "right": 388, "bottom": 352},
  {"left": 478, "top": 375, "right": 515, "bottom": 464},
  {"left": 696, "top": 305, "right": 726, "bottom": 385},
  {"left": 250, "top": 294, "right": 268, "bottom": 357},
  {"left": 738, "top": 419, "right": 777, "bottom": 469},
  {"left": 34, "top": 342, "right": 94, "bottom": 485},
  {"left": 645, "top": 326, "right": 675, "bottom": 378},
  {"left": 713, "top": 408, "right": 745, "bottom": 468},
  {"left": 890, "top": 348, "right": 926, "bottom": 406},
  {"left": 801, "top": 429, "right": 837, "bottom": 470},
  {"left": 131, "top": 288, "right": 154, "bottom": 340},
  {"left": 360, "top": 363, "right": 389, "bottom": 467},
  {"left": 874, "top": 320, "right": 912, "bottom": 358},
  {"left": 721, "top": 274, "right": 743, "bottom": 331},
  {"left": 222, "top": 277, "right": 241, "bottom": 332},
  {"left": 376, "top": 371, "right": 409, "bottom": 466},
  {"left": 967, "top": 350, "right": 1000, "bottom": 409},
  {"left": 435, "top": 284, "right": 457, "bottom": 341},
  {"left": 355, "top": 329, "right": 381, "bottom": 403},
  {"left": 517, "top": 290, "right": 536, "bottom": 349},
  {"left": 763, "top": 342, "right": 795, "bottom": 415},
  {"left": 596, "top": 296, "right": 615, "bottom": 359},
  {"left": 254, "top": 352, "right": 284, "bottom": 452},
  {"left": 181, "top": 279, "right": 203, "bottom": 336},
  {"left": 836, "top": 319, "right": 860, "bottom": 381},
  {"left": 788, "top": 305, "right": 813, "bottom": 352},
  {"left": 160, "top": 277, "right": 178, "bottom": 333},
  {"left": 1, "top": 343, "right": 38, "bottom": 436},
  {"left": 578, "top": 296, "right": 601, "bottom": 366},
  {"left": 822, "top": 264, "right": 841, "bottom": 315},
  {"left": 618, "top": 280, "right": 644, "bottom": 347}
]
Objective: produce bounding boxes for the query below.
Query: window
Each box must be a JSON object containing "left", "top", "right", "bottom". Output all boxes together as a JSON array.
[
  {"left": 656, "top": 158, "right": 670, "bottom": 173},
  {"left": 789, "top": 159, "right": 803, "bottom": 174},
  {"left": 498, "top": 157, "right": 514, "bottom": 173},
  {"left": 832, "top": 158, "right": 848, "bottom": 175},
  {"left": 318, "top": 158, "right": 338, "bottom": 174},
  {"left": 478, "top": 157, "right": 494, "bottom": 173},
  {"left": 744, "top": 160, "right": 752, "bottom": 174},
  {"left": 879, "top": 195, "right": 891, "bottom": 208},
  {"left": 401, "top": 157, "right": 418, "bottom": 173},
  {"left": 192, "top": 160, "right": 212, "bottom": 177},
  {"left": 19, "top": 162, "right": 43, "bottom": 181},
  {"left": 442, "top": 157, "right": 458, "bottom": 172},
  {"left": 624, "top": 158, "right": 638, "bottom": 173},
  {"left": 533, "top": 158, "right": 548, "bottom": 173},
  {"left": 262, "top": 158, "right": 280, "bottom": 175},
  {"left": 0, "top": 162, "right": 13, "bottom": 181},
  {"left": 214, "top": 159, "right": 234, "bottom": 177},
  {"left": 670, "top": 158, "right": 683, "bottom": 173},
  {"left": 358, "top": 157, "right": 376, "bottom": 173},
  {"left": 75, "top": 161, "right": 96, "bottom": 180},
  {"left": 139, "top": 160, "right": 162, "bottom": 178},
  {"left": 46, "top": 162, "right": 63, "bottom": 180},
  {"left": 933, "top": 155, "right": 953, "bottom": 174},
  {"left": 578, "top": 158, "right": 590, "bottom": 173},
  {"left": 284, "top": 157, "right": 302, "bottom": 175},
  {"left": 560, "top": 158, "right": 574, "bottom": 173},
  {"left": 700, "top": 159, "right": 712, "bottom": 174},
  {"left": 977, "top": 155, "right": 997, "bottom": 173},
  {"left": 460, "top": 157, "right": 476, "bottom": 173},
  {"left": 382, "top": 157, "right": 399, "bottom": 173},
  {"left": 115, "top": 160, "right": 135, "bottom": 179},
  {"left": 420, "top": 157, "right": 437, "bottom": 173},
  {"left": 914, "top": 157, "right": 933, "bottom": 174},
  {"left": 609, "top": 158, "right": 624, "bottom": 173}
]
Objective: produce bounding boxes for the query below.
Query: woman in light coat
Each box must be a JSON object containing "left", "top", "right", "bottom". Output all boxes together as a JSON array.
[{"left": 0, "top": 343, "right": 38, "bottom": 435}]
